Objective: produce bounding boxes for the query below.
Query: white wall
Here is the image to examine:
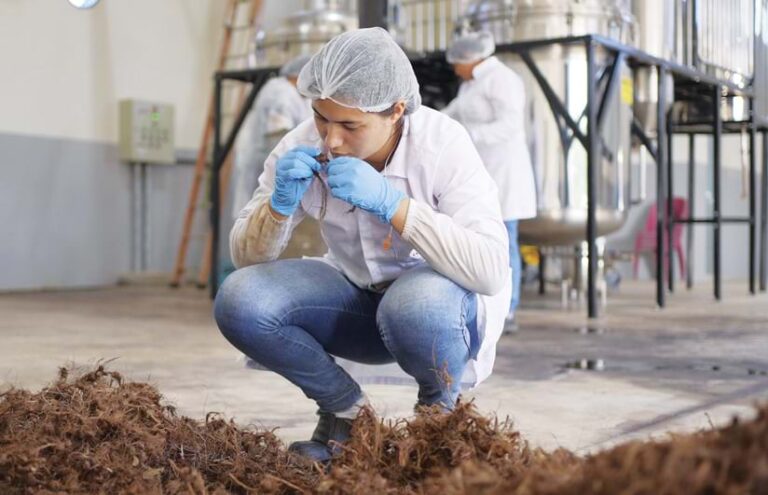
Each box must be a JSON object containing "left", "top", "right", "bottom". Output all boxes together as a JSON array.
[
  {"left": 0, "top": 0, "right": 304, "bottom": 291},
  {"left": 0, "top": 0, "right": 220, "bottom": 147},
  {"left": 0, "top": 0, "right": 301, "bottom": 147}
]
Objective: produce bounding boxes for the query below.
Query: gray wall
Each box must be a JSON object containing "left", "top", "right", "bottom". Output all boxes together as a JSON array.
[
  {"left": 2, "top": 131, "right": 765, "bottom": 291},
  {"left": 0, "top": 0, "right": 310, "bottom": 292},
  {"left": 0, "top": 132, "right": 202, "bottom": 291}
]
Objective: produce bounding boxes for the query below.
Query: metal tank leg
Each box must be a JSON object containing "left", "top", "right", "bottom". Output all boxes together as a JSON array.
[
  {"left": 687, "top": 134, "right": 695, "bottom": 289},
  {"left": 713, "top": 85, "right": 722, "bottom": 301},
  {"left": 586, "top": 40, "right": 599, "bottom": 318},
  {"left": 761, "top": 130, "right": 768, "bottom": 292},
  {"left": 210, "top": 76, "right": 224, "bottom": 299},
  {"left": 667, "top": 111, "right": 675, "bottom": 292},
  {"left": 656, "top": 67, "right": 668, "bottom": 308},
  {"left": 749, "top": 99, "right": 757, "bottom": 295},
  {"left": 210, "top": 76, "right": 265, "bottom": 299}
]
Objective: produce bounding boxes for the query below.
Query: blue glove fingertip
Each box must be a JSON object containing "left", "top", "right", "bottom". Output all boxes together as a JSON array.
[
  {"left": 295, "top": 146, "right": 322, "bottom": 167},
  {"left": 326, "top": 157, "right": 356, "bottom": 175},
  {"left": 295, "top": 153, "right": 322, "bottom": 172}
]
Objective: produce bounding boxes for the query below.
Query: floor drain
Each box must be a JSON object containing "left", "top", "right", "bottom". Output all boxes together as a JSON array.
[
  {"left": 575, "top": 326, "right": 607, "bottom": 335},
  {"left": 564, "top": 359, "right": 606, "bottom": 371}
]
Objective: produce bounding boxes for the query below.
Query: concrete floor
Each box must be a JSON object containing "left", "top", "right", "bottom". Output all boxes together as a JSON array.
[{"left": 2, "top": 279, "right": 767, "bottom": 454}]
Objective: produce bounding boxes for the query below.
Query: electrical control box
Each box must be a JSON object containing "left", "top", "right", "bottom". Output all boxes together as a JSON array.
[{"left": 118, "top": 99, "right": 175, "bottom": 164}]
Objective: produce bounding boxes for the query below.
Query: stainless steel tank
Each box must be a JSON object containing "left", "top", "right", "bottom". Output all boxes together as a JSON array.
[
  {"left": 388, "top": 0, "right": 470, "bottom": 52},
  {"left": 757, "top": 1, "right": 768, "bottom": 122},
  {"left": 252, "top": 1, "right": 358, "bottom": 68},
  {"left": 633, "top": 0, "right": 763, "bottom": 129},
  {"left": 391, "top": 0, "right": 766, "bottom": 246},
  {"left": 685, "top": 0, "right": 755, "bottom": 87},
  {"left": 631, "top": 0, "right": 674, "bottom": 134},
  {"left": 459, "top": 0, "right": 636, "bottom": 245}
]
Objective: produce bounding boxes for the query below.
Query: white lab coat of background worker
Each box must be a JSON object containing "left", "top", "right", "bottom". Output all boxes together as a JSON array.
[
  {"left": 442, "top": 33, "right": 535, "bottom": 221},
  {"left": 231, "top": 54, "right": 313, "bottom": 217},
  {"left": 442, "top": 31, "right": 536, "bottom": 323}
]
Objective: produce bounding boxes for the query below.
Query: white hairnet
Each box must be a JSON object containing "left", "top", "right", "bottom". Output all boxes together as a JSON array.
[
  {"left": 297, "top": 27, "right": 421, "bottom": 114},
  {"left": 446, "top": 31, "right": 496, "bottom": 64},
  {"left": 279, "top": 54, "right": 312, "bottom": 78}
]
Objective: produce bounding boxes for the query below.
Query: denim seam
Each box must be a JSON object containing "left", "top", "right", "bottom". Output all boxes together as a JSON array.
[
  {"left": 374, "top": 310, "right": 396, "bottom": 356},
  {"left": 460, "top": 292, "right": 471, "bottom": 354},
  {"left": 251, "top": 305, "right": 375, "bottom": 335}
]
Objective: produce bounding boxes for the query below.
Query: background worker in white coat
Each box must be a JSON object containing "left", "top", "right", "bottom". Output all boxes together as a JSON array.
[
  {"left": 231, "top": 54, "right": 313, "bottom": 216},
  {"left": 213, "top": 28, "right": 511, "bottom": 463},
  {"left": 443, "top": 31, "right": 536, "bottom": 329}
]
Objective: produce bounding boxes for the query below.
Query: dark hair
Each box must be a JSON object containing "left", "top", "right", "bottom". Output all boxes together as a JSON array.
[
  {"left": 376, "top": 104, "right": 398, "bottom": 117},
  {"left": 376, "top": 103, "right": 405, "bottom": 128}
]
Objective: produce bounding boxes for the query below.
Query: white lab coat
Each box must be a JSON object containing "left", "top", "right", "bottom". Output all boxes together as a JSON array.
[
  {"left": 443, "top": 56, "right": 536, "bottom": 221},
  {"left": 231, "top": 106, "right": 511, "bottom": 388},
  {"left": 232, "top": 77, "right": 312, "bottom": 217}
]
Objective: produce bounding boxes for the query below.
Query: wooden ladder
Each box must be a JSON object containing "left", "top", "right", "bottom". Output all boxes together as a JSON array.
[{"left": 170, "top": 0, "right": 264, "bottom": 288}]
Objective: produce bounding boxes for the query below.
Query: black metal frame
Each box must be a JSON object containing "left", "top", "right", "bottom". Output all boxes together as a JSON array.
[
  {"left": 762, "top": 123, "right": 768, "bottom": 292},
  {"left": 208, "top": 34, "right": 768, "bottom": 316},
  {"left": 209, "top": 68, "right": 278, "bottom": 298},
  {"left": 667, "top": 101, "right": 761, "bottom": 299},
  {"left": 489, "top": 34, "right": 765, "bottom": 317}
]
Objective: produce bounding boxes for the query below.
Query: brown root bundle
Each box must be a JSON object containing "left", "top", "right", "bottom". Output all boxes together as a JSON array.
[
  {"left": 1, "top": 366, "right": 767, "bottom": 494},
  {"left": 0, "top": 366, "right": 315, "bottom": 494}
]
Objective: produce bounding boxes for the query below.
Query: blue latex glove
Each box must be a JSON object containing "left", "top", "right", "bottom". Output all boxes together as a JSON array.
[
  {"left": 326, "top": 156, "right": 406, "bottom": 223},
  {"left": 270, "top": 145, "right": 321, "bottom": 216}
]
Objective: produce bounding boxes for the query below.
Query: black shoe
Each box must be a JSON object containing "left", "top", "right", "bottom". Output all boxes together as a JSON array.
[{"left": 288, "top": 412, "right": 353, "bottom": 463}]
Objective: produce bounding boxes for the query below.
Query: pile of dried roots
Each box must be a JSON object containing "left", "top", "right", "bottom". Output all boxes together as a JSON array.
[{"left": 1, "top": 366, "right": 766, "bottom": 494}]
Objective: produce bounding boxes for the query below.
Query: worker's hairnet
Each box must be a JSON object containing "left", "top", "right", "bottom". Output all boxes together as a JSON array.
[
  {"left": 297, "top": 27, "right": 421, "bottom": 114},
  {"left": 446, "top": 31, "right": 496, "bottom": 64},
  {"left": 279, "top": 54, "right": 312, "bottom": 78}
]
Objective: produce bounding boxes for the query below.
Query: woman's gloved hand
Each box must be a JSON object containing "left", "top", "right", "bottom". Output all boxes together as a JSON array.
[
  {"left": 326, "top": 156, "right": 405, "bottom": 223},
  {"left": 270, "top": 145, "right": 321, "bottom": 217}
]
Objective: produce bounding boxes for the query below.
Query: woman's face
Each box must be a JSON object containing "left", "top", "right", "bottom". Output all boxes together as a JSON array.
[{"left": 312, "top": 99, "right": 404, "bottom": 161}]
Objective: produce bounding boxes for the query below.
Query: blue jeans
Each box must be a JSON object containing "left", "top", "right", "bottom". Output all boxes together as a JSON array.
[
  {"left": 214, "top": 259, "right": 478, "bottom": 412},
  {"left": 505, "top": 220, "right": 521, "bottom": 313}
]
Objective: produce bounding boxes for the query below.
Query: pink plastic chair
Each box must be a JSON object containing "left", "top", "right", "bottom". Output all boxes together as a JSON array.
[{"left": 633, "top": 198, "right": 688, "bottom": 280}]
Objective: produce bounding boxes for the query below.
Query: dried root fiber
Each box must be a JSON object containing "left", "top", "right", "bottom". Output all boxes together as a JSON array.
[{"left": 1, "top": 366, "right": 767, "bottom": 494}]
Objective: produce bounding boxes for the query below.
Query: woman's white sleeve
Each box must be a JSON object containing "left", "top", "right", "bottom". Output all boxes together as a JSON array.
[
  {"left": 229, "top": 146, "right": 305, "bottom": 268},
  {"left": 400, "top": 129, "right": 510, "bottom": 296}
]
